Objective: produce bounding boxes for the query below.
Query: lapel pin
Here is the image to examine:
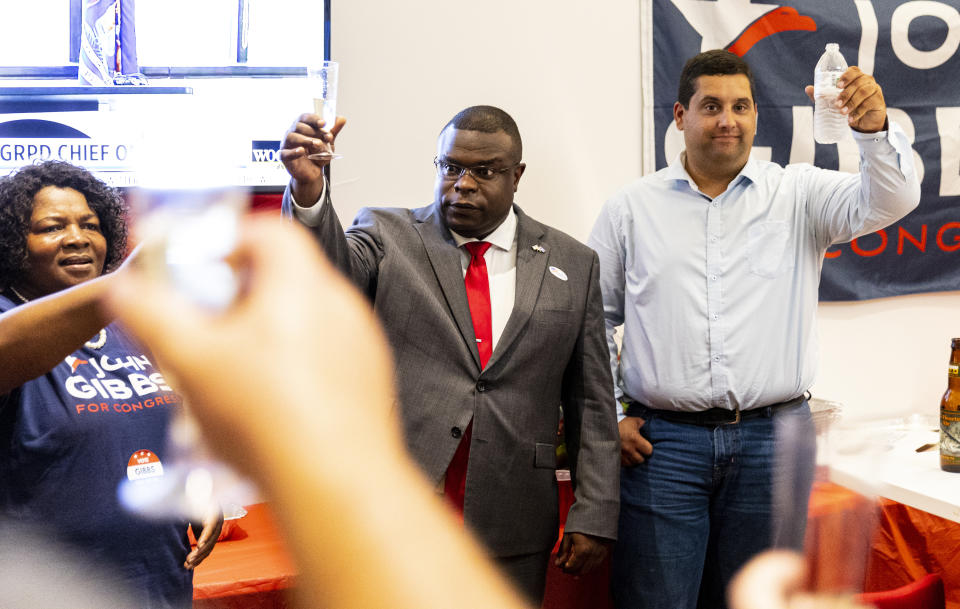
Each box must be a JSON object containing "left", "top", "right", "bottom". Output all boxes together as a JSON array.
[{"left": 531, "top": 244, "right": 545, "bottom": 253}]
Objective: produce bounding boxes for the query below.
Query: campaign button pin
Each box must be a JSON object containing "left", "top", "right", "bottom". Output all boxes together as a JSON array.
[
  {"left": 549, "top": 266, "right": 568, "bottom": 281},
  {"left": 127, "top": 449, "right": 164, "bottom": 481}
]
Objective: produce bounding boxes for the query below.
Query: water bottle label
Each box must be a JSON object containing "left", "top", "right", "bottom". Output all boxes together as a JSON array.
[{"left": 814, "top": 71, "right": 843, "bottom": 97}]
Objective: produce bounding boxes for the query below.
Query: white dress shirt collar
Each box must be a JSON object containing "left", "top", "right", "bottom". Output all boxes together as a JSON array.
[
  {"left": 449, "top": 207, "right": 518, "bottom": 251},
  {"left": 666, "top": 151, "right": 761, "bottom": 195}
]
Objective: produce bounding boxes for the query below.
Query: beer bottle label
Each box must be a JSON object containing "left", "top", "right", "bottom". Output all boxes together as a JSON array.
[
  {"left": 950, "top": 364, "right": 960, "bottom": 377},
  {"left": 942, "top": 408, "right": 960, "bottom": 462}
]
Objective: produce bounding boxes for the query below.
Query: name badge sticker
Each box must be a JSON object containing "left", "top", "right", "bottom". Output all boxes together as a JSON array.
[
  {"left": 549, "top": 266, "right": 568, "bottom": 281},
  {"left": 127, "top": 449, "right": 164, "bottom": 481}
]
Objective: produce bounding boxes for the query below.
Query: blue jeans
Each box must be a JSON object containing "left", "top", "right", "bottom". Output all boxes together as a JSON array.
[{"left": 611, "top": 401, "right": 815, "bottom": 609}]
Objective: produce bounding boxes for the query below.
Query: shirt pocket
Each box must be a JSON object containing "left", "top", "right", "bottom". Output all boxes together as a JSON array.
[{"left": 747, "top": 221, "right": 794, "bottom": 279}]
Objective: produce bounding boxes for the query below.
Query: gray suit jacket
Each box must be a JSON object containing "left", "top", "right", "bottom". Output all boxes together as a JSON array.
[{"left": 283, "top": 189, "right": 619, "bottom": 556}]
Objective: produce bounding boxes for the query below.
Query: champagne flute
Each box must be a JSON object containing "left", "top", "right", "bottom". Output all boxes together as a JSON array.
[
  {"left": 779, "top": 410, "right": 883, "bottom": 597},
  {"left": 118, "top": 183, "right": 259, "bottom": 522},
  {"left": 307, "top": 61, "right": 342, "bottom": 161}
]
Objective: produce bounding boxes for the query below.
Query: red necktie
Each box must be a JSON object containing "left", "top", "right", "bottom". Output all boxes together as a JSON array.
[
  {"left": 463, "top": 241, "right": 493, "bottom": 367},
  {"left": 444, "top": 241, "right": 492, "bottom": 514}
]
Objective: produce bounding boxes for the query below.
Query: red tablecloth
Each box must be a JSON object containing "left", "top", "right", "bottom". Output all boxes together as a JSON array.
[
  {"left": 804, "top": 479, "right": 880, "bottom": 593},
  {"left": 864, "top": 498, "right": 960, "bottom": 609},
  {"left": 193, "top": 503, "right": 297, "bottom": 609},
  {"left": 192, "top": 484, "right": 959, "bottom": 609}
]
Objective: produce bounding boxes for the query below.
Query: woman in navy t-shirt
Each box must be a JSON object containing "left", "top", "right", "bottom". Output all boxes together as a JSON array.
[{"left": 0, "top": 161, "right": 220, "bottom": 608}]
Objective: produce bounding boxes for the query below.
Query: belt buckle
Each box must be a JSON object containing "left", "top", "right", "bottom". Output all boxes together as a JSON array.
[{"left": 721, "top": 406, "right": 741, "bottom": 425}]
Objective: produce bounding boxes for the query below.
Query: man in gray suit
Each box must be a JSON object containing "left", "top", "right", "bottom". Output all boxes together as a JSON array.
[{"left": 279, "top": 105, "right": 619, "bottom": 603}]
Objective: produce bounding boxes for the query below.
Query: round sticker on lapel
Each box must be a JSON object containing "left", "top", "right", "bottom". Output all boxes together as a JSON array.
[{"left": 549, "top": 266, "right": 568, "bottom": 281}]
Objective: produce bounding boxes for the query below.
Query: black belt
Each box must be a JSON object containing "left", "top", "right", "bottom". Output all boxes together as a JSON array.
[{"left": 623, "top": 393, "right": 808, "bottom": 427}]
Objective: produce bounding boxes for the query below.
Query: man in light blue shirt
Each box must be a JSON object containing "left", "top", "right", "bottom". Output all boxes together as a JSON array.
[{"left": 588, "top": 50, "right": 920, "bottom": 609}]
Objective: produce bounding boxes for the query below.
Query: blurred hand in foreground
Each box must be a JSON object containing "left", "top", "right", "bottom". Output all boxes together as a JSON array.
[
  {"left": 104, "top": 215, "right": 529, "bottom": 609},
  {"left": 728, "top": 550, "right": 871, "bottom": 609}
]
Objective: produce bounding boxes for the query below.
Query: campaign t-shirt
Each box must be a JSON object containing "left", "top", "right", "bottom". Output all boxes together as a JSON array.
[{"left": 0, "top": 294, "right": 193, "bottom": 608}]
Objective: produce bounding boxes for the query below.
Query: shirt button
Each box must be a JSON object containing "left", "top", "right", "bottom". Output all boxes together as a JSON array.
[
  {"left": 710, "top": 274, "right": 718, "bottom": 281},
  {"left": 713, "top": 355, "right": 721, "bottom": 362},
  {"left": 712, "top": 202, "right": 719, "bottom": 208},
  {"left": 712, "top": 314, "right": 719, "bottom": 320},
  {"left": 477, "top": 381, "right": 486, "bottom": 392},
  {"left": 710, "top": 236, "right": 718, "bottom": 242},
  {"left": 451, "top": 427, "right": 462, "bottom": 438}
]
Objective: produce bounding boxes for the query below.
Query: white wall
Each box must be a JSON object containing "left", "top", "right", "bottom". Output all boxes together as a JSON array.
[
  {"left": 330, "top": 0, "right": 950, "bottom": 421},
  {"left": 813, "top": 292, "right": 960, "bottom": 420}
]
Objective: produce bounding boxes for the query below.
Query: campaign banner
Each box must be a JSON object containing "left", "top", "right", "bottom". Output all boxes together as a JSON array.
[{"left": 644, "top": 0, "right": 960, "bottom": 301}]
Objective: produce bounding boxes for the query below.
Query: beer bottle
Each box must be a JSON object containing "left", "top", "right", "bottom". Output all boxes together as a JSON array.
[{"left": 940, "top": 338, "right": 960, "bottom": 472}]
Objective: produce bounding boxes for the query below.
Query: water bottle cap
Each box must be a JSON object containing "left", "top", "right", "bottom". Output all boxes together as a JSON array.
[{"left": 826, "top": 43, "right": 839, "bottom": 52}]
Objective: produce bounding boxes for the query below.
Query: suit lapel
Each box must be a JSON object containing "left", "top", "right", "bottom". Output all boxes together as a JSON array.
[
  {"left": 413, "top": 204, "right": 482, "bottom": 370},
  {"left": 488, "top": 207, "right": 548, "bottom": 369}
]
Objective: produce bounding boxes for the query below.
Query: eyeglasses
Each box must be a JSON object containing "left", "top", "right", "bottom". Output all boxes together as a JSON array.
[{"left": 433, "top": 158, "right": 518, "bottom": 181}]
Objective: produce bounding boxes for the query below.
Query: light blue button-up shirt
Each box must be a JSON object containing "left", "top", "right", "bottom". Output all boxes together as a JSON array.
[{"left": 588, "top": 124, "right": 920, "bottom": 419}]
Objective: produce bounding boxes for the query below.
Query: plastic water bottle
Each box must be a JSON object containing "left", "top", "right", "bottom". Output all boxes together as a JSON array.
[{"left": 813, "top": 43, "right": 849, "bottom": 144}]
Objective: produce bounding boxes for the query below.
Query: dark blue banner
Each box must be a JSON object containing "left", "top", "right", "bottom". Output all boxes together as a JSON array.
[{"left": 649, "top": 0, "right": 960, "bottom": 300}]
